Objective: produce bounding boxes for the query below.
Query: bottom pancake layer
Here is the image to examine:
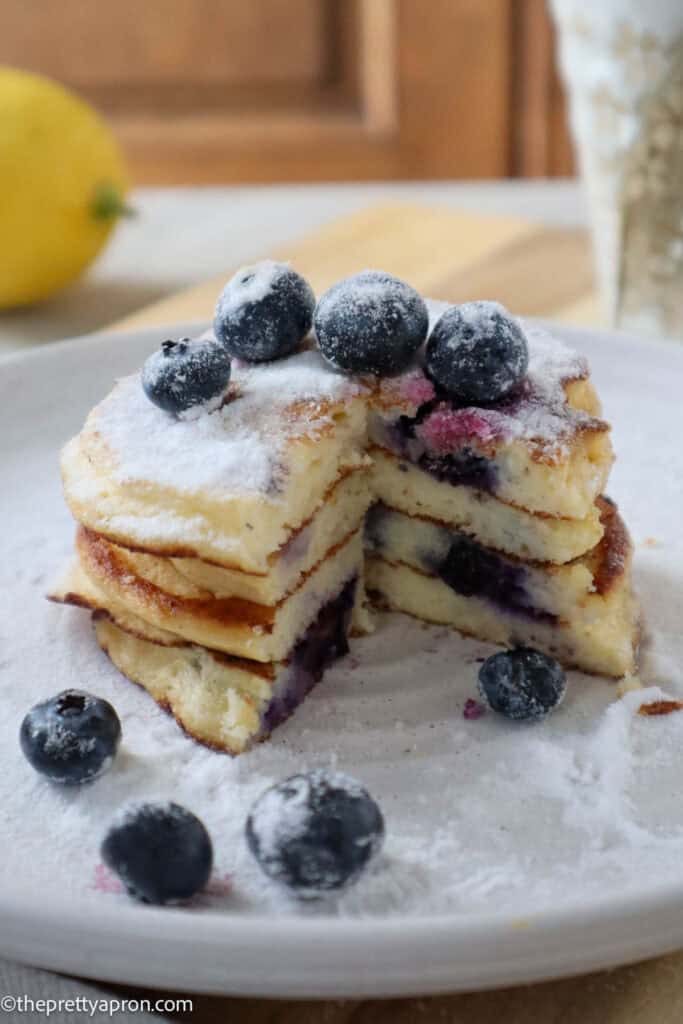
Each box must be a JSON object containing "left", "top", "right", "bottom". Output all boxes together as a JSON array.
[{"left": 94, "top": 577, "right": 358, "bottom": 755}]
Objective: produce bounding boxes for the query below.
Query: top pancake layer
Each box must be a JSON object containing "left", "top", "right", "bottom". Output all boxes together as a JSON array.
[
  {"left": 374, "top": 321, "right": 608, "bottom": 464},
  {"left": 86, "top": 348, "right": 366, "bottom": 499},
  {"left": 61, "top": 346, "right": 370, "bottom": 571}
]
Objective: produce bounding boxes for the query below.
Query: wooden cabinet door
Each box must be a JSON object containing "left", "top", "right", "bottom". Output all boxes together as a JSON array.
[{"left": 0, "top": 0, "right": 573, "bottom": 182}]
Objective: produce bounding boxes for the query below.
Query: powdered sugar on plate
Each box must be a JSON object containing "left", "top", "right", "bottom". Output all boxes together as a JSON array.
[{"left": 2, "top": 319, "right": 683, "bottom": 927}]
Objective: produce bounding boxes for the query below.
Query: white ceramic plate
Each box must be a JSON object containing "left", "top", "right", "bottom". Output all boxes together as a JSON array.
[{"left": 1, "top": 321, "right": 683, "bottom": 998}]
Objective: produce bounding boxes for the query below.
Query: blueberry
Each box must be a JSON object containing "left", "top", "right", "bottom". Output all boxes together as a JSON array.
[
  {"left": 20, "top": 689, "right": 121, "bottom": 785},
  {"left": 142, "top": 338, "right": 231, "bottom": 417},
  {"left": 477, "top": 647, "right": 566, "bottom": 721},
  {"left": 213, "top": 261, "right": 315, "bottom": 362},
  {"left": 246, "top": 770, "right": 384, "bottom": 897},
  {"left": 438, "top": 538, "right": 555, "bottom": 623},
  {"left": 425, "top": 301, "right": 529, "bottom": 404},
  {"left": 314, "top": 270, "right": 428, "bottom": 376},
  {"left": 418, "top": 449, "right": 497, "bottom": 492},
  {"left": 101, "top": 802, "right": 213, "bottom": 904}
]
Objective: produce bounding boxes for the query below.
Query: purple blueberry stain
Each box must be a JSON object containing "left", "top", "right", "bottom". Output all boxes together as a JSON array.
[
  {"left": 364, "top": 502, "right": 388, "bottom": 554},
  {"left": 398, "top": 371, "right": 436, "bottom": 405},
  {"left": 280, "top": 521, "right": 312, "bottom": 565},
  {"left": 369, "top": 502, "right": 553, "bottom": 625},
  {"left": 416, "top": 406, "right": 501, "bottom": 451},
  {"left": 261, "top": 578, "right": 357, "bottom": 734},
  {"left": 437, "top": 534, "right": 556, "bottom": 624},
  {"left": 417, "top": 449, "right": 497, "bottom": 492},
  {"left": 377, "top": 405, "right": 500, "bottom": 494},
  {"left": 463, "top": 699, "right": 486, "bottom": 720}
]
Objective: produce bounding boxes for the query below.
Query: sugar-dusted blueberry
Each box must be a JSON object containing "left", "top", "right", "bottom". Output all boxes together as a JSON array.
[
  {"left": 477, "top": 647, "right": 566, "bottom": 721},
  {"left": 213, "top": 260, "right": 315, "bottom": 362},
  {"left": 141, "top": 337, "right": 231, "bottom": 417},
  {"left": 425, "top": 301, "right": 529, "bottom": 404},
  {"left": 314, "top": 270, "right": 428, "bottom": 376},
  {"left": 20, "top": 689, "right": 121, "bottom": 785},
  {"left": 246, "top": 770, "right": 384, "bottom": 897},
  {"left": 101, "top": 802, "right": 213, "bottom": 904}
]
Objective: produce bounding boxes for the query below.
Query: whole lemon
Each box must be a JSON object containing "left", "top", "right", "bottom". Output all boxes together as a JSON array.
[{"left": 0, "top": 67, "right": 130, "bottom": 309}]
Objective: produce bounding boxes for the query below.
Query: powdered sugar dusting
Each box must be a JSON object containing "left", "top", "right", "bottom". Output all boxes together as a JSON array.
[
  {"left": 215, "top": 260, "right": 286, "bottom": 318},
  {"left": 108, "top": 798, "right": 190, "bottom": 832},
  {"left": 318, "top": 270, "right": 426, "bottom": 339},
  {"left": 6, "top": 593, "right": 683, "bottom": 920},
  {"left": 525, "top": 321, "right": 589, "bottom": 399},
  {"left": 510, "top": 321, "right": 598, "bottom": 453},
  {"left": 141, "top": 337, "right": 232, "bottom": 419},
  {"left": 247, "top": 775, "right": 313, "bottom": 863},
  {"left": 314, "top": 270, "right": 428, "bottom": 375},
  {"left": 249, "top": 771, "right": 370, "bottom": 862},
  {"left": 92, "top": 346, "right": 364, "bottom": 497},
  {"left": 426, "top": 298, "right": 450, "bottom": 330},
  {"left": 42, "top": 727, "right": 97, "bottom": 759}
]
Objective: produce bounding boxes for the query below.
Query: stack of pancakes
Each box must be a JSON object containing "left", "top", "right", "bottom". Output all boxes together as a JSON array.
[
  {"left": 52, "top": 318, "right": 639, "bottom": 754},
  {"left": 52, "top": 350, "right": 373, "bottom": 754}
]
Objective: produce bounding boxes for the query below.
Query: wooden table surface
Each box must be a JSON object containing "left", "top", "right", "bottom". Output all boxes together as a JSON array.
[
  {"left": 112, "top": 201, "right": 602, "bottom": 332},
  {"left": 121, "top": 953, "right": 683, "bottom": 1023},
  {"left": 29, "top": 200, "right": 683, "bottom": 1020}
]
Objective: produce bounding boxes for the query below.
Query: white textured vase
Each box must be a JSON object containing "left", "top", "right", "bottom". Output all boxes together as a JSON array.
[{"left": 550, "top": 0, "right": 683, "bottom": 337}]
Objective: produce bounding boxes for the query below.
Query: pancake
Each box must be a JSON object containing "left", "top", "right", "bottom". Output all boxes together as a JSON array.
[{"left": 61, "top": 348, "right": 370, "bottom": 572}]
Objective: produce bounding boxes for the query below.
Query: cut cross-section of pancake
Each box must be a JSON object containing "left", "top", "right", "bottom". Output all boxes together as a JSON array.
[
  {"left": 71, "top": 524, "right": 368, "bottom": 662},
  {"left": 50, "top": 561, "right": 363, "bottom": 756},
  {"left": 365, "top": 497, "right": 639, "bottom": 678},
  {"left": 169, "top": 466, "right": 371, "bottom": 605},
  {"left": 370, "top": 447, "right": 605, "bottom": 565},
  {"left": 92, "top": 580, "right": 359, "bottom": 756},
  {"left": 365, "top": 497, "right": 627, "bottom": 626}
]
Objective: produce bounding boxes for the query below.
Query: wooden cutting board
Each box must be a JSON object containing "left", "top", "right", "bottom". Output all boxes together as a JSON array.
[
  {"left": 109, "top": 203, "right": 683, "bottom": 1021},
  {"left": 112, "top": 202, "right": 602, "bottom": 331}
]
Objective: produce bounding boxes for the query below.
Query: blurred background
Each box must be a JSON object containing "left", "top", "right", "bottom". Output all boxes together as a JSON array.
[
  {"left": 0, "top": 0, "right": 573, "bottom": 182},
  {"left": 1, "top": 0, "right": 680, "bottom": 351}
]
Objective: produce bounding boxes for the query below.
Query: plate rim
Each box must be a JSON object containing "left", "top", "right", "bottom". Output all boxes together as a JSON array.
[{"left": 3, "top": 878, "right": 683, "bottom": 996}]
